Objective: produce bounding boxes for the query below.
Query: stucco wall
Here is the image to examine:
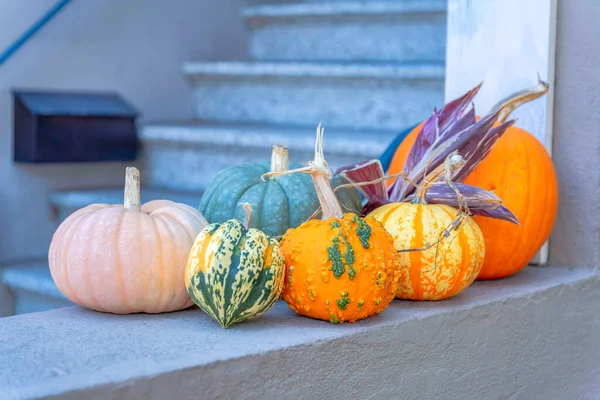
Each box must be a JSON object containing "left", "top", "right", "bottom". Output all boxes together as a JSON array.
[
  {"left": 0, "top": 0, "right": 247, "bottom": 264},
  {"left": 550, "top": 0, "right": 600, "bottom": 269}
]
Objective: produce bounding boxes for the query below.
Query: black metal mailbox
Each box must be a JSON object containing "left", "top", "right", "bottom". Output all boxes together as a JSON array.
[{"left": 13, "top": 90, "right": 139, "bottom": 163}]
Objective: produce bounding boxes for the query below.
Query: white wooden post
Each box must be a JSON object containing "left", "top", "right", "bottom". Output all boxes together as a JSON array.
[{"left": 445, "top": 0, "right": 558, "bottom": 264}]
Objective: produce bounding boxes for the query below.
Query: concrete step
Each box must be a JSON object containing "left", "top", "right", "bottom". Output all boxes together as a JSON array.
[
  {"left": 184, "top": 61, "right": 444, "bottom": 131},
  {"left": 141, "top": 121, "right": 397, "bottom": 192},
  {"left": 244, "top": 1, "right": 447, "bottom": 62},
  {"left": 1, "top": 262, "right": 72, "bottom": 315},
  {"left": 49, "top": 187, "right": 202, "bottom": 222},
  {"left": 247, "top": 1, "right": 407, "bottom": 5}
]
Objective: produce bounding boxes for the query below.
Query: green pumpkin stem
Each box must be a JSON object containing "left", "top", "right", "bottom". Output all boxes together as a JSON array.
[
  {"left": 488, "top": 74, "right": 549, "bottom": 124},
  {"left": 261, "top": 123, "right": 344, "bottom": 220},
  {"left": 239, "top": 202, "right": 253, "bottom": 229},
  {"left": 124, "top": 167, "right": 141, "bottom": 211},
  {"left": 270, "top": 144, "right": 289, "bottom": 173}
]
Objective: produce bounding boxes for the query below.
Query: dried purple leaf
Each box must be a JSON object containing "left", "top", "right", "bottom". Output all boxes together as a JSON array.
[
  {"left": 335, "top": 159, "right": 388, "bottom": 201},
  {"left": 405, "top": 183, "right": 502, "bottom": 210},
  {"left": 470, "top": 207, "right": 520, "bottom": 225},
  {"left": 403, "top": 109, "right": 439, "bottom": 175}
]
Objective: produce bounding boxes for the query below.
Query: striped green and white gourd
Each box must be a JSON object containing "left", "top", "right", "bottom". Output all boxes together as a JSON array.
[
  {"left": 185, "top": 203, "right": 285, "bottom": 328},
  {"left": 199, "top": 144, "right": 362, "bottom": 238}
]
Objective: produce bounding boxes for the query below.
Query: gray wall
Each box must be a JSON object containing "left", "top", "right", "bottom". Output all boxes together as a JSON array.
[
  {"left": 550, "top": 0, "right": 600, "bottom": 269},
  {"left": 0, "top": 0, "right": 247, "bottom": 264}
]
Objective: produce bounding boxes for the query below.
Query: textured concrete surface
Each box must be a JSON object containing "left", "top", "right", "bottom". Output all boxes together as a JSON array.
[
  {"left": 1, "top": 267, "right": 597, "bottom": 399},
  {"left": 245, "top": 1, "right": 447, "bottom": 62},
  {"left": 141, "top": 122, "right": 397, "bottom": 191},
  {"left": 185, "top": 61, "right": 444, "bottom": 130},
  {"left": 550, "top": 1, "right": 600, "bottom": 270}
]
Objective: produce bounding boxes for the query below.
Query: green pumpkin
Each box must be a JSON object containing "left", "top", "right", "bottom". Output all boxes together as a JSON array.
[
  {"left": 185, "top": 204, "right": 285, "bottom": 328},
  {"left": 199, "top": 145, "right": 362, "bottom": 237}
]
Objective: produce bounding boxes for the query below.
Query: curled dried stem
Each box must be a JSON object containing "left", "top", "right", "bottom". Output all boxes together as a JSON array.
[
  {"left": 413, "top": 151, "right": 466, "bottom": 205},
  {"left": 488, "top": 74, "right": 549, "bottom": 124}
]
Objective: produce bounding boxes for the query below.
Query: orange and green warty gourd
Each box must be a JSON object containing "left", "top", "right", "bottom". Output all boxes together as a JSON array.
[{"left": 264, "top": 124, "right": 400, "bottom": 324}]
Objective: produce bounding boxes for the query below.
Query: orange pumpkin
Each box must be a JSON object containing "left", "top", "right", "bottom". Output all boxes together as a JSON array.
[
  {"left": 388, "top": 88, "right": 558, "bottom": 280},
  {"left": 266, "top": 124, "right": 400, "bottom": 324},
  {"left": 48, "top": 167, "right": 208, "bottom": 314}
]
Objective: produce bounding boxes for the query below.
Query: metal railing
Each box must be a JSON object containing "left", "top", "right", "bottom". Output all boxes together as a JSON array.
[{"left": 0, "top": 0, "right": 72, "bottom": 67}]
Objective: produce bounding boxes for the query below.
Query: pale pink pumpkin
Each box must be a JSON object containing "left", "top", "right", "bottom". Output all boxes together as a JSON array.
[{"left": 48, "top": 167, "right": 208, "bottom": 314}]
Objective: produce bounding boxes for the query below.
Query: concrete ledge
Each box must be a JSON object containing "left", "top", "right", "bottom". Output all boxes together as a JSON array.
[{"left": 1, "top": 267, "right": 598, "bottom": 399}]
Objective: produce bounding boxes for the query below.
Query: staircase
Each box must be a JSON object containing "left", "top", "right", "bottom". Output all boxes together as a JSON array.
[{"left": 0, "top": 0, "right": 446, "bottom": 316}]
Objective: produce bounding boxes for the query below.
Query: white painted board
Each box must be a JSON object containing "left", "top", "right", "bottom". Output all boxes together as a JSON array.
[{"left": 445, "top": 0, "right": 558, "bottom": 264}]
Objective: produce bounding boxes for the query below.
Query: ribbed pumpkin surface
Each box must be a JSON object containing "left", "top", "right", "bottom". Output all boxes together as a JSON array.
[
  {"left": 49, "top": 200, "right": 207, "bottom": 314},
  {"left": 280, "top": 213, "right": 400, "bottom": 324},
  {"left": 199, "top": 162, "right": 362, "bottom": 237},
  {"left": 185, "top": 219, "right": 285, "bottom": 328},
  {"left": 464, "top": 127, "right": 558, "bottom": 279},
  {"left": 369, "top": 202, "right": 485, "bottom": 300},
  {"left": 387, "top": 123, "right": 558, "bottom": 280}
]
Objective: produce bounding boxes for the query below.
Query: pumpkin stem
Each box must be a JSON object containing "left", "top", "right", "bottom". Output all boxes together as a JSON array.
[
  {"left": 124, "top": 167, "right": 141, "bottom": 211},
  {"left": 309, "top": 123, "right": 344, "bottom": 219},
  {"left": 261, "top": 123, "right": 344, "bottom": 220},
  {"left": 239, "top": 202, "right": 253, "bottom": 229},
  {"left": 270, "top": 144, "right": 289, "bottom": 173},
  {"left": 412, "top": 151, "right": 466, "bottom": 206},
  {"left": 488, "top": 74, "right": 549, "bottom": 124}
]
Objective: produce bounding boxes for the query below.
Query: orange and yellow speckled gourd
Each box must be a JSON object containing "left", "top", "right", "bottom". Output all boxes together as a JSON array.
[
  {"left": 368, "top": 156, "right": 486, "bottom": 301},
  {"left": 264, "top": 125, "right": 400, "bottom": 324},
  {"left": 369, "top": 202, "right": 485, "bottom": 301},
  {"left": 387, "top": 81, "right": 557, "bottom": 281}
]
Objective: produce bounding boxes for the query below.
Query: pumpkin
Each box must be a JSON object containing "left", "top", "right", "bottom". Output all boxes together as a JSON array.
[
  {"left": 387, "top": 81, "right": 558, "bottom": 280},
  {"left": 265, "top": 124, "right": 400, "bottom": 324},
  {"left": 185, "top": 203, "right": 285, "bottom": 328},
  {"left": 199, "top": 144, "right": 362, "bottom": 238},
  {"left": 368, "top": 201, "right": 485, "bottom": 301},
  {"left": 48, "top": 167, "right": 208, "bottom": 314}
]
